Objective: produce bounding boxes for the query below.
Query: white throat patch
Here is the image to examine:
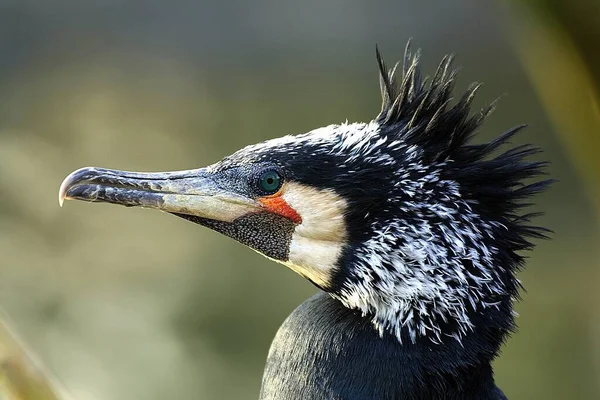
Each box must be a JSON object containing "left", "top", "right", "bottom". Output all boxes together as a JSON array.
[{"left": 278, "top": 182, "right": 348, "bottom": 288}]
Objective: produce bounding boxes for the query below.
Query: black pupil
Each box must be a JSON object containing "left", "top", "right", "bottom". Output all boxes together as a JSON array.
[{"left": 260, "top": 171, "right": 281, "bottom": 193}]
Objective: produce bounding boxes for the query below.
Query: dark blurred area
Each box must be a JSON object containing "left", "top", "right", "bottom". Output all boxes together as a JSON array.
[{"left": 0, "top": 1, "right": 598, "bottom": 399}]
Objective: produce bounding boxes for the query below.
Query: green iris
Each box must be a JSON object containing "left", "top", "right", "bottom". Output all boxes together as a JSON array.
[{"left": 258, "top": 170, "right": 282, "bottom": 194}]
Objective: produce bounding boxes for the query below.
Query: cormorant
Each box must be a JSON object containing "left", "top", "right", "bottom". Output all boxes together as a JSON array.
[{"left": 59, "top": 43, "right": 551, "bottom": 399}]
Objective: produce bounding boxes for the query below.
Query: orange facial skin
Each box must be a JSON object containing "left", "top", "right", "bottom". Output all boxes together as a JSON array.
[{"left": 258, "top": 193, "right": 302, "bottom": 224}]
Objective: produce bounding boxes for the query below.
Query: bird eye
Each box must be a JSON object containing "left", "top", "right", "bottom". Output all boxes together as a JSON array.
[{"left": 257, "top": 170, "right": 283, "bottom": 194}]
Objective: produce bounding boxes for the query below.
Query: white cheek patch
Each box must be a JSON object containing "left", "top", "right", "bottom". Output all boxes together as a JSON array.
[{"left": 277, "top": 182, "right": 348, "bottom": 288}]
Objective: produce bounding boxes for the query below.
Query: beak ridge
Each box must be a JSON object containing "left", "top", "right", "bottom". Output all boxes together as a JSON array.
[{"left": 59, "top": 167, "right": 259, "bottom": 222}]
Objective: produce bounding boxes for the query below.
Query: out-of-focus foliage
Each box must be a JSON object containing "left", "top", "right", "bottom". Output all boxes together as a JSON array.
[
  {"left": 524, "top": 0, "right": 600, "bottom": 92},
  {"left": 507, "top": 0, "right": 600, "bottom": 216},
  {"left": 0, "top": 1, "right": 597, "bottom": 399},
  {"left": 0, "top": 317, "right": 63, "bottom": 400}
]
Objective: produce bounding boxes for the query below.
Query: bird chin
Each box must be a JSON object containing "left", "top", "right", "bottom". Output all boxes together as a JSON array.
[
  {"left": 173, "top": 211, "right": 342, "bottom": 290},
  {"left": 172, "top": 212, "right": 296, "bottom": 263}
]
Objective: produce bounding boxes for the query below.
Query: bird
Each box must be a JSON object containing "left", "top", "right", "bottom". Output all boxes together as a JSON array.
[{"left": 58, "top": 42, "right": 551, "bottom": 399}]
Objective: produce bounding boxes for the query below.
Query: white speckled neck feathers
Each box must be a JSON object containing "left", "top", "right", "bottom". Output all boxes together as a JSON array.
[{"left": 333, "top": 164, "right": 505, "bottom": 344}]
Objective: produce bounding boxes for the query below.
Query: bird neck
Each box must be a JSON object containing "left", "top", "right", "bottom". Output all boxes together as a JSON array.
[{"left": 260, "top": 291, "right": 508, "bottom": 400}]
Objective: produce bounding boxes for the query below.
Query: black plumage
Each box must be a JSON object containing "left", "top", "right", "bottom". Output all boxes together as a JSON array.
[{"left": 262, "top": 291, "right": 508, "bottom": 399}]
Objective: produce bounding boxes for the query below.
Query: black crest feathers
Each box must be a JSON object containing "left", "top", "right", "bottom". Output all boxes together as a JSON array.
[
  {"left": 376, "top": 41, "right": 495, "bottom": 163},
  {"left": 375, "top": 41, "right": 553, "bottom": 258}
]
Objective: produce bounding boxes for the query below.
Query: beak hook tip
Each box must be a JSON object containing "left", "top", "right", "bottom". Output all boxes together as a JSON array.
[
  {"left": 58, "top": 170, "right": 79, "bottom": 208},
  {"left": 58, "top": 185, "right": 67, "bottom": 207}
]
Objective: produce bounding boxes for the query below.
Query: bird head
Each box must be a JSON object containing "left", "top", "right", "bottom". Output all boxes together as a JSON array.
[{"left": 59, "top": 43, "right": 550, "bottom": 344}]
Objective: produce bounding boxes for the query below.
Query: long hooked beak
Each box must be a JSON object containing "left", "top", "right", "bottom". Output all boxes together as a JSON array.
[{"left": 58, "top": 167, "right": 261, "bottom": 222}]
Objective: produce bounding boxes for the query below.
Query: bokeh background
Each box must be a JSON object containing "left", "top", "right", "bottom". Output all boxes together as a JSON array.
[{"left": 0, "top": 1, "right": 598, "bottom": 399}]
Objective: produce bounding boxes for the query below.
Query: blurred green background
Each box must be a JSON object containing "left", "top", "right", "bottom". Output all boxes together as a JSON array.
[{"left": 0, "top": 1, "right": 598, "bottom": 399}]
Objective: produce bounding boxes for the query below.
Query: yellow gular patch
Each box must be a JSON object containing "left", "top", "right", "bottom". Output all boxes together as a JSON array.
[{"left": 278, "top": 182, "right": 348, "bottom": 288}]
